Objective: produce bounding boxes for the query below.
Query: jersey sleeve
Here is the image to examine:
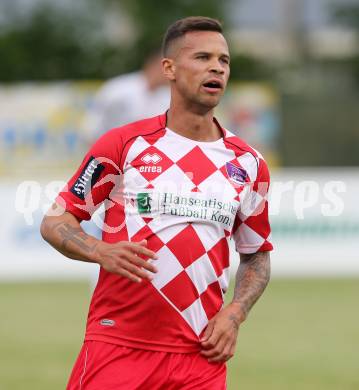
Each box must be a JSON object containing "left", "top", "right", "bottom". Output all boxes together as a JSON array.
[
  {"left": 233, "top": 156, "right": 273, "bottom": 254},
  {"left": 56, "top": 129, "right": 123, "bottom": 221}
]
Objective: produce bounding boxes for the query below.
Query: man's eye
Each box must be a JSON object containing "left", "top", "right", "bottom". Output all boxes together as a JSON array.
[{"left": 197, "top": 55, "right": 208, "bottom": 60}]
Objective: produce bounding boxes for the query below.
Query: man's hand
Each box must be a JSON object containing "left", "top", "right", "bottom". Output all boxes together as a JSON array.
[
  {"left": 201, "top": 251, "right": 271, "bottom": 363},
  {"left": 200, "top": 303, "right": 244, "bottom": 363},
  {"left": 95, "top": 239, "right": 158, "bottom": 283},
  {"left": 40, "top": 207, "right": 158, "bottom": 283}
]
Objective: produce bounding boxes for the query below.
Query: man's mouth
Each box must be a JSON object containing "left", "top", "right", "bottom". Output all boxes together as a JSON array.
[{"left": 202, "top": 79, "right": 223, "bottom": 93}]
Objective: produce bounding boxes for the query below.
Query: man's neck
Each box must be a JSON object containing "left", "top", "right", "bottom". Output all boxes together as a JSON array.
[{"left": 166, "top": 104, "right": 221, "bottom": 142}]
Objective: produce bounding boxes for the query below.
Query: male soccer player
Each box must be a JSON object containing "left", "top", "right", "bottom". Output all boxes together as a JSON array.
[
  {"left": 41, "top": 16, "right": 272, "bottom": 389},
  {"left": 85, "top": 48, "right": 169, "bottom": 140}
]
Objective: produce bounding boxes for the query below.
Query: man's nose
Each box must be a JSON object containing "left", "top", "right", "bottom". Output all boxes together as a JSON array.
[{"left": 209, "top": 60, "right": 225, "bottom": 74}]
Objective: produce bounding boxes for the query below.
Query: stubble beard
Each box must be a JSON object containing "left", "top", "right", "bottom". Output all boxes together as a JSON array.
[
  {"left": 174, "top": 82, "right": 223, "bottom": 114},
  {"left": 187, "top": 89, "right": 222, "bottom": 114}
]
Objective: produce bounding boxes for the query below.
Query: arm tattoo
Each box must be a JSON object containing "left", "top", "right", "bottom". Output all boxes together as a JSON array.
[
  {"left": 54, "top": 222, "right": 97, "bottom": 254},
  {"left": 229, "top": 314, "right": 240, "bottom": 330},
  {"left": 232, "top": 251, "right": 271, "bottom": 319}
]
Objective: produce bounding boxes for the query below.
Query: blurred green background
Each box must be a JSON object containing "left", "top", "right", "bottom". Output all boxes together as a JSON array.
[{"left": 1, "top": 280, "right": 358, "bottom": 389}]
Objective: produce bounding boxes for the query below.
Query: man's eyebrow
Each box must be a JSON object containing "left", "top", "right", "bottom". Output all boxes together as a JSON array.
[
  {"left": 190, "top": 51, "right": 209, "bottom": 57},
  {"left": 192, "top": 51, "right": 230, "bottom": 58}
]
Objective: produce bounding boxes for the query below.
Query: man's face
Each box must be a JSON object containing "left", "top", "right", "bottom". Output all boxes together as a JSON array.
[{"left": 164, "top": 30, "right": 230, "bottom": 110}]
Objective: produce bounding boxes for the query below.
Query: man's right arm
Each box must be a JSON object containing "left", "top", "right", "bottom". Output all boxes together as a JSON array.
[{"left": 40, "top": 203, "right": 158, "bottom": 283}]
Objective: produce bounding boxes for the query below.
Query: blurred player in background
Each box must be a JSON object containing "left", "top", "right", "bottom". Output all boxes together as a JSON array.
[
  {"left": 41, "top": 16, "right": 272, "bottom": 389},
  {"left": 83, "top": 48, "right": 170, "bottom": 287},
  {"left": 85, "top": 49, "right": 170, "bottom": 140}
]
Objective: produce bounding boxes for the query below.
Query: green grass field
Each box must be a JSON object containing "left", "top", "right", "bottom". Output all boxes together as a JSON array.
[{"left": 1, "top": 279, "right": 358, "bottom": 390}]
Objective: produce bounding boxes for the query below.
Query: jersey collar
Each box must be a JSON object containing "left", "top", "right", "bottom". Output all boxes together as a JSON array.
[{"left": 159, "top": 111, "right": 227, "bottom": 141}]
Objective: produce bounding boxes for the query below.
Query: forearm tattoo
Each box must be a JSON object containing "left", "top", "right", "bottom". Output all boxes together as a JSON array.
[
  {"left": 232, "top": 251, "right": 271, "bottom": 319},
  {"left": 54, "top": 222, "right": 97, "bottom": 254},
  {"left": 229, "top": 314, "right": 240, "bottom": 330}
]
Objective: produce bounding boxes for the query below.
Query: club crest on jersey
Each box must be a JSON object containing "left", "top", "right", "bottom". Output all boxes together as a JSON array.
[
  {"left": 225, "top": 162, "right": 247, "bottom": 185},
  {"left": 70, "top": 156, "right": 105, "bottom": 200}
]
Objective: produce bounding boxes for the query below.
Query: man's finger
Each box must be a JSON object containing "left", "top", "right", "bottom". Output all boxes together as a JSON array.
[
  {"left": 208, "top": 340, "right": 234, "bottom": 363},
  {"left": 201, "top": 328, "right": 221, "bottom": 348},
  {"left": 130, "top": 255, "right": 158, "bottom": 273},
  {"left": 122, "top": 261, "right": 154, "bottom": 281},
  {"left": 201, "top": 335, "right": 227, "bottom": 358},
  {"left": 200, "top": 320, "right": 215, "bottom": 343},
  {"left": 117, "top": 269, "right": 142, "bottom": 283},
  {"left": 129, "top": 242, "right": 158, "bottom": 260},
  {"left": 119, "top": 249, "right": 153, "bottom": 271}
]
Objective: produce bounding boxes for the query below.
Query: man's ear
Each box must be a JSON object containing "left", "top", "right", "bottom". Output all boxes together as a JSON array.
[{"left": 162, "top": 58, "right": 176, "bottom": 81}]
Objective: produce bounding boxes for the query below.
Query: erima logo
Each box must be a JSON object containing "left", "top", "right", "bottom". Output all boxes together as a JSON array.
[
  {"left": 141, "top": 153, "right": 162, "bottom": 164},
  {"left": 70, "top": 156, "right": 105, "bottom": 200},
  {"left": 100, "top": 319, "right": 115, "bottom": 327}
]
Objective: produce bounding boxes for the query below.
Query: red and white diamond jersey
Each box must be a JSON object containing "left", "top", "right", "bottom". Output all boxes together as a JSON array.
[{"left": 57, "top": 113, "right": 273, "bottom": 353}]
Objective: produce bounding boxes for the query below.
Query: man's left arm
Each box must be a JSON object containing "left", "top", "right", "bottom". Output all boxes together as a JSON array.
[{"left": 200, "top": 251, "right": 270, "bottom": 362}]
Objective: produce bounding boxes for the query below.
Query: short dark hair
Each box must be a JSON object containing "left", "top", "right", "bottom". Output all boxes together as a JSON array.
[{"left": 162, "top": 16, "right": 223, "bottom": 56}]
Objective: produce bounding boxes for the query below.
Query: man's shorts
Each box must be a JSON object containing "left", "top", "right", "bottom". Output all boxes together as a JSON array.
[{"left": 67, "top": 340, "right": 227, "bottom": 389}]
